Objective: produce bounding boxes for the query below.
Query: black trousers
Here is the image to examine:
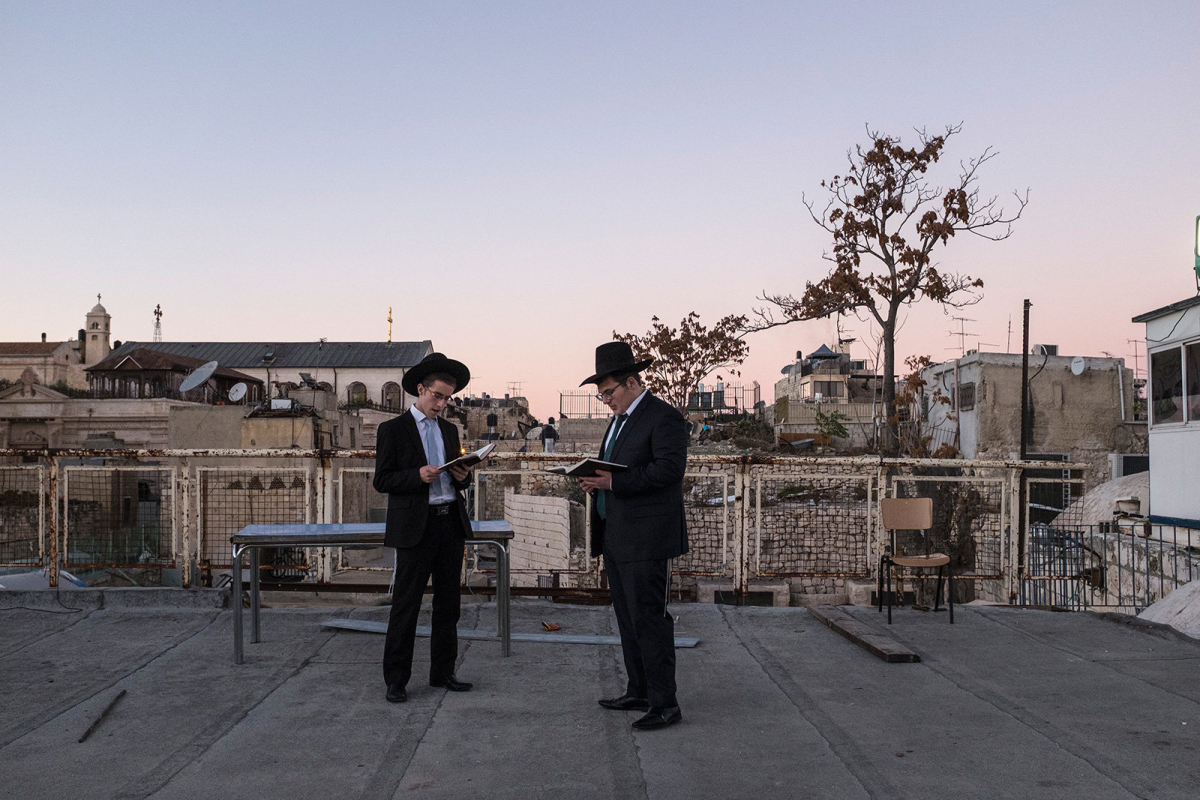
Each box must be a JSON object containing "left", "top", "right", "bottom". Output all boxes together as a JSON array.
[
  {"left": 383, "top": 510, "right": 465, "bottom": 687},
  {"left": 605, "top": 555, "right": 677, "bottom": 708}
]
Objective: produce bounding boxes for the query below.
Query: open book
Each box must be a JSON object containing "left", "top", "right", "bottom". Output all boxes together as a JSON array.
[
  {"left": 440, "top": 443, "right": 496, "bottom": 471},
  {"left": 545, "top": 458, "right": 628, "bottom": 478}
]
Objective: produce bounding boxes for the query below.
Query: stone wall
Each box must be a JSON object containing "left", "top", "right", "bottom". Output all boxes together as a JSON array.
[{"left": 503, "top": 489, "right": 570, "bottom": 587}]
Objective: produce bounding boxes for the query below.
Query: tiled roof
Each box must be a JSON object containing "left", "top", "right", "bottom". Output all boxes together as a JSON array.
[
  {"left": 104, "top": 340, "right": 433, "bottom": 369},
  {"left": 0, "top": 342, "right": 63, "bottom": 356},
  {"left": 88, "top": 348, "right": 262, "bottom": 383}
]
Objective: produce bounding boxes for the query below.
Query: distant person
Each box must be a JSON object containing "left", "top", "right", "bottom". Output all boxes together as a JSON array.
[
  {"left": 373, "top": 353, "right": 476, "bottom": 704},
  {"left": 541, "top": 416, "right": 558, "bottom": 453},
  {"left": 576, "top": 342, "right": 688, "bottom": 730}
]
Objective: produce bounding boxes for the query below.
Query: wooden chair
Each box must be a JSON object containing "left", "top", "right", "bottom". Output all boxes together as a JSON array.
[{"left": 878, "top": 497, "right": 953, "bottom": 624}]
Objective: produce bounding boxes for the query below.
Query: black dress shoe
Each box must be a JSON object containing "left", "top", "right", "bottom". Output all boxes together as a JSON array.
[
  {"left": 386, "top": 684, "right": 407, "bottom": 703},
  {"left": 598, "top": 693, "right": 650, "bottom": 711},
  {"left": 632, "top": 706, "right": 682, "bottom": 730},
  {"left": 430, "top": 675, "right": 472, "bottom": 692}
]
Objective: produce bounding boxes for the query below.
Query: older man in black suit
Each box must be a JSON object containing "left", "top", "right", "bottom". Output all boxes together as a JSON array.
[
  {"left": 374, "top": 353, "right": 475, "bottom": 704},
  {"left": 578, "top": 342, "right": 689, "bottom": 730}
]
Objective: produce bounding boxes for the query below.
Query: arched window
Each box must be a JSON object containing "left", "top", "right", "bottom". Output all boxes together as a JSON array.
[
  {"left": 382, "top": 382, "right": 401, "bottom": 409},
  {"left": 347, "top": 382, "right": 367, "bottom": 405},
  {"left": 90, "top": 322, "right": 99, "bottom": 330}
]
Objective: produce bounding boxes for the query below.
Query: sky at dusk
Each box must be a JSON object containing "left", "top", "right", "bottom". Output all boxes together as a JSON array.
[{"left": 2, "top": 1, "right": 1198, "bottom": 420}]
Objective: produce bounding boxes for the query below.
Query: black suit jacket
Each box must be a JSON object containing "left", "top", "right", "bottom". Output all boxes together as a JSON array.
[
  {"left": 589, "top": 392, "right": 689, "bottom": 562},
  {"left": 373, "top": 411, "right": 472, "bottom": 549}
]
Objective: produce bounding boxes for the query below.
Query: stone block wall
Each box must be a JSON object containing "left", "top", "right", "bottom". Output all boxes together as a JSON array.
[{"left": 503, "top": 489, "right": 570, "bottom": 587}]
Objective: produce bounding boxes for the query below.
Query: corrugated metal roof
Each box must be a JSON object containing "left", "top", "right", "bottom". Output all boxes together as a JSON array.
[
  {"left": 105, "top": 340, "right": 433, "bottom": 369},
  {"left": 1131, "top": 295, "right": 1200, "bottom": 324}
]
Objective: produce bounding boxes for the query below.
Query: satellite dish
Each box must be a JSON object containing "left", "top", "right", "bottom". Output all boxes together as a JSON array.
[
  {"left": 180, "top": 361, "right": 219, "bottom": 392},
  {"left": 526, "top": 426, "right": 543, "bottom": 441},
  {"left": 228, "top": 382, "right": 248, "bottom": 402},
  {"left": 1070, "top": 356, "right": 1086, "bottom": 376}
]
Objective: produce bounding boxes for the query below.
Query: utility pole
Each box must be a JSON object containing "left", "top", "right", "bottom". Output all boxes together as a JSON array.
[{"left": 1016, "top": 299, "right": 1031, "bottom": 600}]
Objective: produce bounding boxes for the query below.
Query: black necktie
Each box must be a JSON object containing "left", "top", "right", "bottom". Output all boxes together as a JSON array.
[
  {"left": 603, "top": 414, "right": 627, "bottom": 461},
  {"left": 598, "top": 414, "right": 626, "bottom": 520}
]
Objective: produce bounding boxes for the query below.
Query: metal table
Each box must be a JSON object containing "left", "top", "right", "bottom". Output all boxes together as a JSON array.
[{"left": 230, "top": 521, "right": 513, "bottom": 664}]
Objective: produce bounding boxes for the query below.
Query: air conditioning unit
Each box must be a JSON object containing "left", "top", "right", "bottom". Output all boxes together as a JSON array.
[
  {"left": 271, "top": 398, "right": 295, "bottom": 411},
  {"left": 1032, "top": 344, "right": 1058, "bottom": 356},
  {"left": 1109, "top": 453, "right": 1149, "bottom": 480}
]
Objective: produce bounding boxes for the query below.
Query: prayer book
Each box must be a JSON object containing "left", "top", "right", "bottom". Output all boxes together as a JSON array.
[
  {"left": 545, "top": 458, "right": 628, "bottom": 478},
  {"left": 441, "top": 443, "right": 496, "bottom": 470}
]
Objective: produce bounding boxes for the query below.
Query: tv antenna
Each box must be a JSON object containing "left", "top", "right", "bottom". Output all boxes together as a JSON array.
[
  {"left": 153, "top": 304, "right": 163, "bottom": 342},
  {"left": 1126, "top": 339, "right": 1143, "bottom": 379},
  {"left": 948, "top": 317, "right": 978, "bottom": 356},
  {"left": 507, "top": 381, "right": 523, "bottom": 398}
]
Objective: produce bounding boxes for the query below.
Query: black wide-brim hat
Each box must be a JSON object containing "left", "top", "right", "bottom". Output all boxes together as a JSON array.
[
  {"left": 579, "top": 341, "right": 654, "bottom": 386},
  {"left": 402, "top": 352, "right": 471, "bottom": 396}
]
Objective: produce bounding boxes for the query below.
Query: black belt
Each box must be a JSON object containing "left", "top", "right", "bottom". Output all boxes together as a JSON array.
[{"left": 429, "top": 503, "right": 455, "bottom": 516}]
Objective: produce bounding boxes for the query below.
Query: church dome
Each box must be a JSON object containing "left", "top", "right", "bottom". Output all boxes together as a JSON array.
[{"left": 90, "top": 296, "right": 107, "bottom": 314}]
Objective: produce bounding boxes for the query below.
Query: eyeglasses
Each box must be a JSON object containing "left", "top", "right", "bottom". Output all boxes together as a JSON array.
[
  {"left": 422, "top": 387, "right": 453, "bottom": 402},
  {"left": 595, "top": 385, "right": 621, "bottom": 402}
]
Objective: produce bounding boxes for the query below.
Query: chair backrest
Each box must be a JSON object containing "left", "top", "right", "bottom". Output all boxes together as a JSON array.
[{"left": 880, "top": 497, "right": 933, "bottom": 532}]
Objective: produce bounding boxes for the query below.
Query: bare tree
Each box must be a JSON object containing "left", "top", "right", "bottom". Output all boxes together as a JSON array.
[
  {"left": 614, "top": 312, "right": 749, "bottom": 413},
  {"left": 747, "top": 124, "right": 1027, "bottom": 450}
]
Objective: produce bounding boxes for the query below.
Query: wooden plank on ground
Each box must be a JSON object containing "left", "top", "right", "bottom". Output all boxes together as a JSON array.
[{"left": 808, "top": 606, "right": 920, "bottom": 663}]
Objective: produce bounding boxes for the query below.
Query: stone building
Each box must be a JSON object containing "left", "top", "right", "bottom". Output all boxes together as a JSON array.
[
  {"left": 0, "top": 297, "right": 115, "bottom": 391},
  {"left": 920, "top": 349, "right": 1145, "bottom": 488},
  {"left": 0, "top": 369, "right": 198, "bottom": 449},
  {"left": 773, "top": 342, "right": 882, "bottom": 448}
]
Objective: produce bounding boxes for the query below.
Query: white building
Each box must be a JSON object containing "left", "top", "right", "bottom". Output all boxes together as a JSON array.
[
  {"left": 1133, "top": 295, "right": 1200, "bottom": 528},
  {"left": 103, "top": 340, "right": 433, "bottom": 411}
]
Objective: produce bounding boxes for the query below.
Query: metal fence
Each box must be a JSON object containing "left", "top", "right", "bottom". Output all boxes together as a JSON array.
[{"left": 2, "top": 448, "right": 1193, "bottom": 615}]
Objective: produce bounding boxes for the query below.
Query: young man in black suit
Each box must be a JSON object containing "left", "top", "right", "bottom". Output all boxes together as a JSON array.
[
  {"left": 373, "top": 353, "right": 475, "bottom": 703},
  {"left": 578, "top": 342, "right": 689, "bottom": 730}
]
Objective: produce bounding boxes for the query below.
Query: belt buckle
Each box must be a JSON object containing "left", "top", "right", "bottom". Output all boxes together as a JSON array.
[{"left": 433, "top": 504, "right": 451, "bottom": 516}]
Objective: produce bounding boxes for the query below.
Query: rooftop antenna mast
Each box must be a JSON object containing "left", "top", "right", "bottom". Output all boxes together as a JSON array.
[
  {"left": 1007, "top": 315, "right": 1012, "bottom": 353},
  {"left": 153, "top": 304, "right": 163, "bottom": 342},
  {"left": 387, "top": 307, "right": 393, "bottom": 343},
  {"left": 949, "top": 316, "right": 978, "bottom": 357},
  {"left": 1126, "top": 339, "right": 1143, "bottom": 379},
  {"left": 507, "top": 381, "right": 523, "bottom": 398}
]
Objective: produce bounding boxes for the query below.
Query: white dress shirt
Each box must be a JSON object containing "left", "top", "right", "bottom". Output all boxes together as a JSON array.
[
  {"left": 410, "top": 404, "right": 455, "bottom": 505},
  {"left": 602, "top": 388, "right": 647, "bottom": 455}
]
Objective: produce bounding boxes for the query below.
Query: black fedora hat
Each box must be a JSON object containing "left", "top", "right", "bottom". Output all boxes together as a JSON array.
[
  {"left": 402, "top": 352, "right": 471, "bottom": 396},
  {"left": 579, "top": 342, "right": 654, "bottom": 386}
]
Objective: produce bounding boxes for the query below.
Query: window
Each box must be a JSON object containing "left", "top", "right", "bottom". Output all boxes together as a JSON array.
[
  {"left": 347, "top": 382, "right": 367, "bottom": 405},
  {"left": 814, "top": 381, "right": 843, "bottom": 398},
  {"left": 382, "top": 381, "right": 401, "bottom": 409},
  {"left": 958, "top": 382, "right": 975, "bottom": 411},
  {"left": 1151, "top": 347, "right": 1184, "bottom": 424},
  {"left": 1188, "top": 343, "right": 1200, "bottom": 423}
]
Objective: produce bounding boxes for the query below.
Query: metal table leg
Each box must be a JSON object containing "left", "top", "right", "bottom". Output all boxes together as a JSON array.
[
  {"left": 496, "top": 541, "right": 510, "bottom": 657},
  {"left": 250, "top": 546, "right": 261, "bottom": 644},
  {"left": 232, "top": 544, "right": 244, "bottom": 664}
]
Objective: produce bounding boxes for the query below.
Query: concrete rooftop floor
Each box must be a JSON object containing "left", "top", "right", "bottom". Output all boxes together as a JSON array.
[{"left": 2, "top": 592, "right": 1199, "bottom": 800}]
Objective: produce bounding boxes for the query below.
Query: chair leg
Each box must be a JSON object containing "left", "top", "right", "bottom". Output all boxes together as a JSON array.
[
  {"left": 877, "top": 557, "right": 885, "bottom": 613},
  {"left": 886, "top": 559, "right": 893, "bottom": 625},
  {"left": 948, "top": 561, "right": 954, "bottom": 624},
  {"left": 934, "top": 565, "right": 944, "bottom": 611}
]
